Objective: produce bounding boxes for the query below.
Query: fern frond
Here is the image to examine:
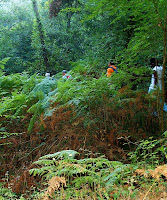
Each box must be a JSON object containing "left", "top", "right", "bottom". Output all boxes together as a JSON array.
[
  {"left": 55, "top": 162, "right": 89, "bottom": 176},
  {"left": 31, "top": 78, "right": 57, "bottom": 95},
  {"left": 78, "top": 157, "right": 112, "bottom": 169},
  {"left": 29, "top": 166, "right": 53, "bottom": 176},
  {"left": 111, "top": 161, "right": 124, "bottom": 168},
  {"left": 39, "top": 150, "right": 79, "bottom": 160},
  {"left": 27, "top": 114, "right": 38, "bottom": 132},
  {"left": 0, "top": 131, "right": 22, "bottom": 139},
  {"left": 29, "top": 150, "right": 142, "bottom": 199},
  {"left": 33, "top": 159, "right": 56, "bottom": 166},
  {"left": 72, "top": 176, "right": 99, "bottom": 188},
  {"left": 103, "top": 164, "right": 136, "bottom": 186},
  {"left": 42, "top": 176, "right": 66, "bottom": 199}
]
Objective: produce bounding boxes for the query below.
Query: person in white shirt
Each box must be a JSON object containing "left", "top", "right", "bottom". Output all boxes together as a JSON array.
[
  {"left": 148, "top": 65, "right": 163, "bottom": 92},
  {"left": 148, "top": 58, "right": 163, "bottom": 92},
  {"left": 45, "top": 72, "right": 51, "bottom": 78},
  {"left": 148, "top": 58, "right": 167, "bottom": 112}
]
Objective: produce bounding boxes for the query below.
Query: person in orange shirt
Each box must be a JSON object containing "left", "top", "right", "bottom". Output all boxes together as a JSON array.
[{"left": 107, "top": 60, "right": 117, "bottom": 77}]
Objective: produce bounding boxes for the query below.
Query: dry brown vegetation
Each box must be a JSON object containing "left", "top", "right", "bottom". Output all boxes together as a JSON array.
[{"left": 0, "top": 90, "right": 166, "bottom": 198}]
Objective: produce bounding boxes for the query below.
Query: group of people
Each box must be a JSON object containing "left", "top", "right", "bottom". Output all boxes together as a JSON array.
[
  {"left": 107, "top": 58, "right": 164, "bottom": 93},
  {"left": 45, "top": 59, "right": 118, "bottom": 80},
  {"left": 45, "top": 70, "right": 71, "bottom": 80},
  {"left": 43, "top": 58, "right": 166, "bottom": 113},
  {"left": 45, "top": 58, "right": 165, "bottom": 103},
  {"left": 45, "top": 59, "right": 164, "bottom": 93},
  {"left": 106, "top": 58, "right": 167, "bottom": 112}
]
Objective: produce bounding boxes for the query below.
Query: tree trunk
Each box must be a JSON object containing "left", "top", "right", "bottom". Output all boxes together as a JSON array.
[
  {"left": 160, "top": 15, "right": 167, "bottom": 132},
  {"left": 67, "top": 11, "right": 72, "bottom": 29},
  {"left": 153, "top": 0, "right": 166, "bottom": 132},
  {"left": 66, "top": 0, "right": 73, "bottom": 29},
  {"left": 32, "top": 0, "right": 50, "bottom": 72}
]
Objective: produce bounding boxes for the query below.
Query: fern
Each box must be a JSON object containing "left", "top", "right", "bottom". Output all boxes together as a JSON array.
[
  {"left": 39, "top": 150, "right": 79, "bottom": 160},
  {"left": 0, "top": 74, "right": 23, "bottom": 98},
  {"left": 0, "top": 183, "right": 17, "bottom": 200},
  {"left": 29, "top": 150, "right": 137, "bottom": 199},
  {"left": 0, "top": 74, "right": 58, "bottom": 132},
  {"left": 0, "top": 57, "right": 10, "bottom": 70},
  {"left": 0, "top": 131, "right": 21, "bottom": 139},
  {"left": 26, "top": 78, "right": 57, "bottom": 131},
  {"left": 0, "top": 131, "right": 22, "bottom": 146},
  {"left": 128, "top": 132, "right": 167, "bottom": 167},
  {"left": 30, "top": 77, "right": 57, "bottom": 95},
  {"left": 104, "top": 163, "right": 138, "bottom": 186},
  {"left": 30, "top": 166, "right": 54, "bottom": 176},
  {"left": 72, "top": 176, "right": 99, "bottom": 188}
]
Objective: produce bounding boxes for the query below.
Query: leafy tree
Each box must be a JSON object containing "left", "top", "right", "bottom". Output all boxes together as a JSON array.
[
  {"left": 0, "top": 0, "right": 35, "bottom": 74},
  {"left": 84, "top": 0, "right": 167, "bottom": 131},
  {"left": 32, "top": 0, "right": 50, "bottom": 72}
]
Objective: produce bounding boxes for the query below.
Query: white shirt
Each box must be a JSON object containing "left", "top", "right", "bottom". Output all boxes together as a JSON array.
[
  {"left": 62, "top": 74, "right": 71, "bottom": 79},
  {"left": 149, "top": 66, "right": 163, "bottom": 92}
]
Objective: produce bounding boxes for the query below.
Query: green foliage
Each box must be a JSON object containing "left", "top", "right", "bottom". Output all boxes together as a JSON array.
[
  {"left": 0, "top": 73, "right": 57, "bottom": 132},
  {"left": 1, "top": 132, "right": 13, "bottom": 141},
  {"left": 0, "top": 1, "right": 167, "bottom": 199},
  {"left": 29, "top": 146, "right": 167, "bottom": 199},
  {"left": 0, "top": 184, "right": 17, "bottom": 200},
  {"left": 0, "top": 58, "right": 161, "bottom": 137},
  {"left": 128, "top": 131, "right": 167, "bottom": 167},
  {"left": 0, "top": 72, "right": 40, "bottom": 98},
  {"left": 0, "top": 58, "right": 10, "bottom": 70},
  {"left": 0, "top": 0, "right": 165, "bottom": 77},
  {"left": 0, "top": 183, "right": 25, "bottom": 200},
  {"left": 30, "top": 150, "right": 138, "bottom": 199},
  {"left": 27, "top": 77, "right": 57, "bottom": 131},
  {"left": 0, "top": 1, "right": 34, "bottom": 74},
  {"left": 47, "top": 60, "right": 159, "bottom": 138}
]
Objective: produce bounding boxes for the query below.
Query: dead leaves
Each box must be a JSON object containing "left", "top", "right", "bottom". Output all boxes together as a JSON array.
[
  {"left": 42, "top": 176, "right": 66, "bottom": 200},
  {"left": 135, "top": 164, "right": 167, "bottom": 181}
]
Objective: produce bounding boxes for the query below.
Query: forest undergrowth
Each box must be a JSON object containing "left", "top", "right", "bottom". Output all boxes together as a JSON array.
[
  {"left": 0, "top": 63, "right": 167, "bottom": 199},
  {"left": 1, "top": 0, "right": 167, "bottom": 198}
]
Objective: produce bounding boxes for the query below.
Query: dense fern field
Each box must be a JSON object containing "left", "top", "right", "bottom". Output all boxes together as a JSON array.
[
  {"left": 0, "top": 63, "right": 167, "bottom": 199},
  {"left": 0, "top": 0, "right": 167, "bottom": 198}
]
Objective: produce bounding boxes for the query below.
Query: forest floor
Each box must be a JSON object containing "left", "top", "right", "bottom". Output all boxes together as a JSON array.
[{"left": 0, "top": 117, "right": 167, "bottom": 199}]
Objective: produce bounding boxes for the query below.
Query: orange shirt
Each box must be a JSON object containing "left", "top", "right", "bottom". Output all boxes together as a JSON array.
[{"left": 107, "top": 65, "right": 117, "bottom": 77}]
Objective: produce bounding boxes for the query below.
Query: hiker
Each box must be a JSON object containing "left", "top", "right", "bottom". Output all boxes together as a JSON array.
[
  {"left": 148, "top": 58, "right": 167, "bottom": 112},
  {"left": 107, "top": 60, "right": 118, "bottom": 77},
  {"left": 45, "top": 72, "right": 51, "bottom": 78},
  {"left": 45, "top": 72, "right": 55, "bottom": 81},
  {"left": 148, "top": 58, "right": 163, "bottom": 93},
  {"left": 62, "top": 70, "right": 71, "bottom": 80}
]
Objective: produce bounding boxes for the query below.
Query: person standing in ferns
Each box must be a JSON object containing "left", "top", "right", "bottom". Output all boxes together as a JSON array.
[
  {"left": 62, "top": 70, "right": 71, "bottom": 80},
  {"left": 107, "top": 60, "right": 118, "bottom": 77},
  {"left": 148, "top": 58, "right": 167, "bottom": 112},
  {"left": 148, "top": 58, "right": 163, "bottom": 93},
  {"left": 45, "top": 72, "right": 51, "bottom": 78}
]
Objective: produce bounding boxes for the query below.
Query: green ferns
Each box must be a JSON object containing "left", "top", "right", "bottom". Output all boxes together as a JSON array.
[
  {"left": 128, "top": 132, "right": 167, "bottom": 167},
  {"left": 0, "top": 73, "right": 57, "bottom": 132},
  {"left": 29, "top": 132, "right": 167, "bottom": 199},
  {"left": 29, "top": 150, "right": 137, "bottom": 199}
]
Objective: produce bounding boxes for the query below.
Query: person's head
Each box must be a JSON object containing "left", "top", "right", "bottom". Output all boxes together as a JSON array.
[
  {"left": 45, "top": 72, "right": 50, "bottom": 77},
  {"left": 150, "top": 58, "right": 158, "bottom": 67},
  {"left": 108, "top": 59, "right": 115, "bottom": 66},
  {"left": 62, "top": 70, "right": 67, "bottom": 76}
]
